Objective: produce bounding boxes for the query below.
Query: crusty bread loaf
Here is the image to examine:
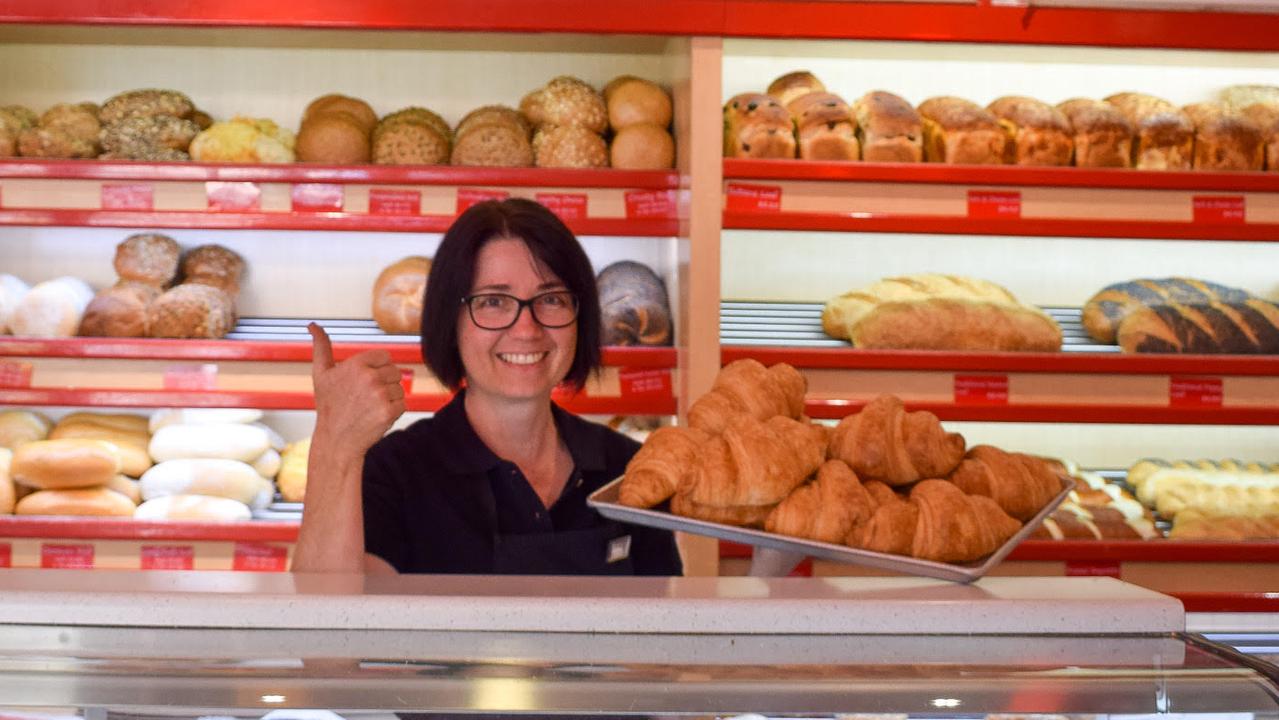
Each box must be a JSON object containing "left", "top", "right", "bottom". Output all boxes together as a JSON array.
[
  {"left": 372, "top": 255, "right": 431, "bottom": 334},
  {"left": 766, "top": 71, "right": 826, "bottom": 108},
  {"left": 1104, "top": 92, "right": 1194, "bottom": 170},
  {"left": 147, "top": 284, "right": 235, "bottom": 339},
  {"left": 450, "top": 122, "right": 533, "bottom": 167},
  {"left": 605, "top": 77, "right": 672, "bottom": 131},
  {"left": 987, "top": 96, "right": 1072, "bottom": 166},
  {"left": 302, "top": 94, "right": 377, "bottom": 135},
  {"left": 1117, "top": 299, "right": 1279, "bottom": 354},
  {"left": 49, "top": 417, "right": 151, "bottom": 478},
  {"left": 787, "top": 92, "right": 859, "bottom": 161},
  {"left": 533, "top": 125, "right": 608, "bottom": 168},
  {"left": 917, "top": 96, "right": 1006, "bottom": 165},
  {"left": 11, "top": 438, "right": 122, "bottom": 490},
  {"left": 723, "top": 93, "right": 795, "bottom": 159},
  {"left": 140, "top": 458, "right": 272, "bottom": 508},
  {"left": 1056, "top": 98, "right": 1133, "bottom": 168},
  {"left": 0, "top": 410, "right": 50, "bottom": 450},
  {"left": 135, "top": 494, "right": 253, "bottom": 522},
  {"left": 78, "top": 283, "right": 158, "bottom": 338},
  {"left": 1083, "top": 277, "right": 1254, "bottom": 344},
  {"left": 1182, "top": 102, "right": 1264, "bottom": 171},
  {"left": 597, "top": 261, "right": 673, "bottom": 346},
  {"left": 278, "top": 437, "right": 310, "bottom": 503},
  {"left": 148, "top": 423, "right": 271, "bottom": 464},
  {"left": 1240, "top": 103, "right": 1279, "bottom": 171},
  {"left": 99, "top": 115, "right": 199, "bottom": 159},
  {"left": 113, "top": 233, "right": 180, "bottom": 287},
  {"left": 10, "top": 277, "right": 94, "bottom": 338},
  {"left": 609, "top": 123, "right": 675, "bottom": 169},
  {"left": 16, "top": 487, "right": 137, "bottom": 517},
  {"left": 18, "top": 125, "right": 98, "bottom": 159},
  {"left": 40, "top": 103, "right": 101, "bottom": 149},
  {"left": 852, "top": 91, "right": 922, "bottom": 163},
  {"left": 296, "top": 112, "right": 371, "bottom": 164}
]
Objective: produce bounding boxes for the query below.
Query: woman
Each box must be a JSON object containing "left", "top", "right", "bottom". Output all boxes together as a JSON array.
[{"left": 293, "top": 198, "right": 682, "bottom": 576}]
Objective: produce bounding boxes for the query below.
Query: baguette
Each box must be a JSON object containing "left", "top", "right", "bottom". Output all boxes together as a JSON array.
[
  {"left": 148, "top": 423, "right": 271, "bottom": 463},
  {"left": 917, "top": 96, "right": 1006, "bottom": 165},
  {"left": 1116, "top": 300, "right": 1279, "bottom": 354},
  {"left": 15, "top": 487, "right": 136, "bottom": 517},
  {"left": 11, "top": 439, "right": 122, "bottom": 490},
  {"left": 1082, "top": 277, "right": 1254, "bottom": 345},
  {"left": 140, "top": 458, "right": 274, "bottom": 509},
  {"left": 1137, "top": 467, "right": 1279, "bottom": 518},
  {"left": 1170, "top": 509, "right": 1279, "bottom": 540},
  {"left": 134, "top": 494, "right": 252, "bottom": 522},
  {"left": 987, "top": 96, "right": 1072, "bottom": 166}
]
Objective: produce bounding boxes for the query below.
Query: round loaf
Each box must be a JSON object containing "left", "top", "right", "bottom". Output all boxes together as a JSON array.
[
  {"left": 48, "top": 420, "right": 152, "bottom": 478},
  {"left": 372, "top": 120, "right": 450, "bottom": 165},
  {"left": 100, "top": 115, "right": 200, "bottom": 157},
  {"left": 606, "top": 77, "right": 672, "bottom": 131},
  {"left": 524, "top": 77, "right": 607, "bottom": 133},
  {"left": 100, "top": 89, "right": 194, "bottom": 124},
  {"left": 378, "top": 107, "right": 452, "bottom": 144},
  {"left": 0, "top": 273, "right": 31, "bottom": 333},
  {"left": 10, "top": 277, "right": 94, "bottom": 338},
  {"left": 11, "top": 438, "right": 122, "bottom": 490},
  {"left": 296, "top": 113, "right": 371, "bottom": 164},
  {"left": 609, "top": 123, "right": 675, "bottom": 169},
  {"left": 456, "top": 105, "right": 531, "bottom": 139},
  {"left": 303, "top": 94, "right": 378, "bottom": 135},
  {"left": 135, "top": 494, "right": 252, "bottom": 522},
  {"left": 146, "top": 284, "right": 235, "bottom": 339},
  {"left": 0, "top": 410, "right": 51, "bottom": 450},
  {"left": 141, "top": 458, "right": 271, "bottom": 507},
  {"left": 40, "top": 103, "right": 101, "bottom": 144},
  {"left": 451, "top": 122, "right": 533, "bottom": 167},
  {"left": 533, "top": 125, "right": 608, "bottom": 168},
  {"left": 372, "top": 256, "right": 431, "bottom": 334},
  {"left": 78, "top": 284, "right": 158, "bottom": 338},
  {"left": 181, "top": 244, "right": 245, "bottom": 292},
  {"left": 16, "top": 487, "right": 137, "bottom": 517},
  {"left": 115, "top": 233, "right": 180, "bottom": 286},
  {"left": 148, "top": 423, "right": 271, "bottom": 464},
  {"left": 17, "top": 126, "right": 98, "bottom": 158},
  {"left": 149, "top": 408, "right": 263, "bottom": 434}
]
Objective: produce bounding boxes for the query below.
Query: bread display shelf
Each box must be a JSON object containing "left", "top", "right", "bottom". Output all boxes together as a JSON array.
[
  {"left": 803, "top": 401, "right": 1279, "bottom": 424},
  {"left": 0, "top": 516, "right": 296, "bottom": 543}
]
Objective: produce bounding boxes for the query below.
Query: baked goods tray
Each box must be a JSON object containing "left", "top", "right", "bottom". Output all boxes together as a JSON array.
[{"left": 588, "top": 474, "right": 1073, "bottom": 583}]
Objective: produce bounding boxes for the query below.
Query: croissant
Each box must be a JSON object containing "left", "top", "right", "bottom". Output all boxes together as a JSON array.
[
  {"left": 688, "top": 359, "right": 806, "bottom": 435},
  {"left": 765, "top": 459, "right": 875, "bottom": 544},
  {"left": 618, "top": 425, "right": 711, "bottom": 508},
  {"left": 681, "top": 414, "right": 826, "bottom": 508},
  {"left": 670, "top": 492, "right": 776, "bottom": 528},
  {"left": 850, "top": 482, "right": 918, "bottom": 555},
  {"left": 828, "top": 394, "right": 966, "bottom": 487},
  {"left": 948, "top": 445, "right": 1062, "bottom": 521},
  {"left": 909, "top": 480, "right": 1022, "bottom": 563}
]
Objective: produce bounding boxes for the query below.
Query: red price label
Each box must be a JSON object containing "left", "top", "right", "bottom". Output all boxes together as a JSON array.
[
  {"left": 0, "top": 543, "right": 10, "bottom": 568},
  {"left": 624, "top": 189, "right": 678, "bottom": 219},
  {"left": 206, "top": 181, "right": 262, "bottom": 212},
  {"left": 1066, "top": 560, "right": 1121, "bottom": 578},
  {"left": 233, "top": 542, "right": 288, "bottom": 572},
  {"left": 535, "top": 192, "right": 588, "bottom": 221},
  {"left": 618, "top": 368, "right": 673, "bottom": 397},
  {"left": 368, "top": 188, "right": 421, "bottom": 216},
  {"left": 954, "top": 374, "right": 1009, "bottom": 405},
  {"left": 291, "top": 183, "right": 344, "bottom": 212},
  {"left": 101, "top": 183, "right": 154, "bottom": 211},
  {"left": 1193, "top": 195, "right": 1245, "bottom": 224},
  {"left": 42, "top": 543, "right": 94, "bottom": 569},
  {"left": 725, "top": 183, "right": 782, "bottom": 213},
  {"left": 141, "top": 545, "right": 195, "bottom": 570},
  {"left": 163, "top": 363, "right": 218, "bottom": 391},
  {"left": 968, "top": 190, "right": 1021, "bottom": 219},
  {"left": 1170, "top": 376, "right": 1223, "bottom": 407},
  {"left": 0, "top": 361, "right": 33, "bottom": 389},
  {"left": 456, "top": 188, "right": 510, "bottom": 213}
]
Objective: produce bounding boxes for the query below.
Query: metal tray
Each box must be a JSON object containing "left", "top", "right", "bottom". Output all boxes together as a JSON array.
[{"left": 588, "top": 473, "right": 1073, "bottom": 583}]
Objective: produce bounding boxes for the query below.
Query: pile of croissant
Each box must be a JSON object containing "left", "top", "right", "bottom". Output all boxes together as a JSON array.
[{"left": 619, "top": 359, "right": 1064, "bottom": 564}]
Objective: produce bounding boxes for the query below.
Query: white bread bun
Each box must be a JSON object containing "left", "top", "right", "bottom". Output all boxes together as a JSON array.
[
  {"left": 16, "top": 487, "right": 136, "bottom": 517},
  {"left": 149, "top": 423, "right": 271, "bottom": 464},
  {"left": 0, "top": 410, "right": 51, "bottom": 450},
  {"left": 251, "top": 448, "right": 281, "bottom": 479},
  {"left": 372, "top": 256, "right": 431, "bottom": 334},
  {"left": 135, "top": 494, "right": 252, "bottom": 522},
  {"left": 50, "top": 417, "right": 152, "bottom": 478},
  {"left": 249, "top": 422, "right": 286, "bottom": 452},
  {"left": 278, "top": 437, "right": 310, "bottom": 503},
  {"left": 106, "top": 474, "right": 141, "bottom": 504},
  {"left": 149, "top": 408, "right": 263, "bottom": 434},
  {"left": 140, "top": 458, "right": 273, "bottom": 508},
  {"left": 0, "top": 274, "right": 30, "bottom": 333},
  {"left": 11, "top": 439, "right": 122, "bottom": 490},
  {"left": 609, "top": 124, "right": 675, "bottom": 169},
  {"left": 10, "top": 277, "right": 94, "bottom": 337},
  {"left": 0, "top": 448, "right": 13, "bottom": 513}
]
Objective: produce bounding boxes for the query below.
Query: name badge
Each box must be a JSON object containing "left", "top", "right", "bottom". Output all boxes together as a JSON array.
[{"left": 606, "top": 535, "right": 632, "bottom": 564}]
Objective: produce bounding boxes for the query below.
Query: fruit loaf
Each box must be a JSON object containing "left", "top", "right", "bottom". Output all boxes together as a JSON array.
[
  {"left": 987, "top": 96, "right": 1073, "bottom": 166},
  {"left": 766, "top": 71, "right": 826, "bottom": 108},
  {"left": 11, "top": 439, "right": 122, "bottom": 490},
  {"left": 596, "top": 261, "right": 673, "bottom": 346},
  {"left": 1116, "top": 300, "right": 1279, "bottom": 354},
  {"left": 852, "top": 91, "right": 922, "bottom": 163},
  {"left": 723, "top": 93, "right": 795, "bottom": 159},
  {"left": 1104, "top": 92, "right": 1194, "bottom": 170},
  {"left": 149, "top": 408, "right": 263, "bottom": 434},
  {"left": 372, "top": 256, "right": 431, "bottom": 334},
  {"left": 16, "top": 487, "right": 136, "bottom": 517},
  {"left": 148, "top": 423, "right": 271, "bottom": 463},
  {"left": 1082, "top": 277, "right": 1254, "bottom": 344},
  {"left": 135, "top": 494, "right": 253, "bottom": 522},
  {"left": 918, "top": 96, "right": 1006, "bottom": 165},
  {"left": 0, "top": 410, "right": 51, "bottom": 450},
  {"left": 1056, "top": 98, "right": 1134, "bottom": 168},
  {"left": 787, "top": 92, "right": 859, "bottom": 161},
  {"left": 140, "top": 458, "right": 273, "bottom": 509}
]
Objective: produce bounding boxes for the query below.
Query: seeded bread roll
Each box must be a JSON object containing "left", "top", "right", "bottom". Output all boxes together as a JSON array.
[
  {"left": 114, "top": 233, "right": 180, "bottom": 287},
  {"left": 533, "top": 125, "right": 609, "bottom": 168},
  {"left": 1056, "top": 99, "right": 1134, "bottom": 168},
  {"left": 147, "top": 284, "right": 235, "bottom": 339},
  {"left": 1241, "top": 103, "right": 1279, "bottom": 170},
  {"left": 452, "top": 122, "right": 534, "bottom": 167},
  {"left": 987, "top": 96, "right": 1073, "bottom": 166},
  {"left": 373, "top": 256, "right": 431, "bottom": 335},
  {"left": 297, "top": 112, "right": 371, "bottom": 164},
  {"left": 520, "top": 76, "right": 608, "bottom": 134},
  {"left": 78, "top": 283, "right": 159, "bottom": 338},
  {"left": 1104, "top": 92, "right": 1194, "bottom": 170},
  {"left": 766, "top": 71, "right": 826, "bottom": 108},
  {"left": 917, "top": 96, "right": 1006, "bottom": 165},
  {"left": 41, "top": 103, "right": 101, "bottom": 145},
  {"left": 181, "top": 244, "right": 245, "bottom": 295},
  {"left": 100, "top": 89, "right": 194, "bottom": 124},
  {"left": 372, "top": 119, "right": 449, "bottom": 165},
  {"left": 852, "top": 91, "right": 923, "bottom": 163},
  {"left": 723, "top": 93, "right": 795, "bottom": 159},
  {"left": 302, "top": 94, "right": 377, "bottom": 135},
  {"left": 787, "top": 92, "right": 859, "bottom": 161},
  {"left": 100, "top": 115, "right": 200, "bottom": 158},
  {"left": 610, "top": 123, "right": 675, "bottom": 169},
  {"left": 17, "top": 126, "right": 98, "bottom": 159},
  {"left": 380, "top": 107, "right": 452, "bottom": 144},
  {"left": 605, "top": 77, "right": 672, "bottom": 131},
  {"left": 456, "top": 105, "right": 531, "bottom": 140},
  {"left": 1183, "top": 102, "right": 1264, "bottom": 172},
  {"left": 0, "top": 106, "right": 37, "bottom": 133}
]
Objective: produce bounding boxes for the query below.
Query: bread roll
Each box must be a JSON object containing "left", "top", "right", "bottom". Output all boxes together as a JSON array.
[
  {"left": 766, "top": 71, "right": 826, "bottom": 108},
  {"left": 853, "top": 91, "right": 923, "bottom": 163},
  {"left": 372, "top": 256, "right": 431, "bottom": 334},
  {"left": 302, "top": 94, "right": 378, "bottom": 135},
  {"left": 723, "top": 93, "right": 795, "bottom": 159},
  {"left": 140, "top": 458, "right": 272, "bottom": 508},
  {"left": 1183, "top": 102, "right": 1264, "bottom": 172},
  {"left": 10, "top": 277, "right": 94, "bottom": 338},
  {"left": 918, "top": 96, "right": 1006, "bottom": 165},
  {"left": 251, "top": 448, "right": 281, "bottom": 479},
  {"left": 41, "top": 103, "right": 101, "bottom": 146},
  {"left": 149, "top": 423, "right": 271, "bottom": 464},
  {"left": 788, "top": 92, "right": 859, "bottom": 161},
  {"left": 372, "top": 117, "right": 449, "bottom": 165},
  {"left": 249, "top": 422, "right": 286, "bottom": 452},
  {"left": 0, "top": 274, "right": 30, "bottom": 333},
  {"left": 99, "top": 115, "right": 200, "bottom": 159},
  {"left": 100, "top": 89, "right": 194, "bottom": 124},
  {"left": 533, "top": 125, "right": 608, "bottom": 168},
  {"left": 16, "top": 487, "right": 136, "bottom": 517},
  {"left": 149, "top": 408, "right": 263, "bottom": 434},
  {"left": 456, "top": 105, "right": 529, "bottom": 140},
  {"left": 113, "top": 233, "right": 180, "bottom": 287},
  {"left": 147, "top": 284, "right": 235, "bottom": 339},
  {"left": 451, "top": 122, "right": 533, "bottom": 167},
  {"left": 106, "top": 474, "right": 141, "bottom": 504},
  {"left": 0, "top": 410, "right": 50, "bottom": 450},
  {"left": 189, "top": 117, "right": 296, "bottom": 163},
  {"left": 987, "top": 96, "right": 1072, "bottom": 166},
  {"left": 609, "top": 123, "right": 675, "bottom": 169},
  {"left": 521, "top": 77, "right": 607, "bottom": 133},
  {"left": 1104, "top": 92, "right": 1194, "bottom": 170},
  {"left": 0, "top": 448, "right": 14, "bottom": 514},
  {"left": 597, "top": 260, "right": 673, "bottom": 346},
  {"left": 181, "top": 245, "right": 245, "bottom": 294},
  {"left": 78, "top": 283, "right": 158, "bottom": 338},
  {"left": 277, "top": 437, "right": 309, "bottom": 503},
  {"left": 11, "top": 438, "right": 122, "bottom": 490},
  {"left": 605, "top": 77, "right": 672, "bottom": 131},
  {"left": 135, "top": 494, "right": 253, "bottom": 522},
  {"left": 296, "top": 113, "right": 371, "bottom": 164},
  {"left": 1056, "top": 99, "right": 1133, "bottom": 168},
  {"left": 49, "top": 417, "right": 151, "bottom": 478},
  {"left": 18, "top": 126, "right": 98, "bottom": 159}
]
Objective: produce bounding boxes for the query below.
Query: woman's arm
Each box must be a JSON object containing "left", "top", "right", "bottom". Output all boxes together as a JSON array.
[{"left": 292, "top": 323, "right": 406, "bottom": 573}]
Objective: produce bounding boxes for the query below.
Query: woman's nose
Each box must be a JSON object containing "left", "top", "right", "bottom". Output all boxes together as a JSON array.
[{"left": 507, "top": 303, "right": 544, "bottom": 336}]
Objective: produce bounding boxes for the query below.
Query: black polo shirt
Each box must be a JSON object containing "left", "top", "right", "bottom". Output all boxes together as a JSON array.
[{"left": 362, "top": 389, "right": 682, "bottom": 575}]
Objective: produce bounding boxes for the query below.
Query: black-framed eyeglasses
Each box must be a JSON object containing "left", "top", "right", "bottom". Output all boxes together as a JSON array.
[{"left": 461, "top": 291, "right": 579, "bottom": 330}]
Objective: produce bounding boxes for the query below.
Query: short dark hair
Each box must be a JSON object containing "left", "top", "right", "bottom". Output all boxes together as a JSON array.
[{"left": 421, "top": 198, "right": 602, "bottom": 391}]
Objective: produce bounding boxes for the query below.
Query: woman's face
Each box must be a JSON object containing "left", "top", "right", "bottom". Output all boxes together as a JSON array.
[{"left": 457, "top": 237, "right": 578, "bottom": 403}]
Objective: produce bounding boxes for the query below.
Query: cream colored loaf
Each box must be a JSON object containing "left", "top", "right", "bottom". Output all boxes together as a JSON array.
[
  {"left": 149, "top": 408, "right": 263, "bottom": 434},
  {"left": 1137, "top": 466, "right": 1279, "bottom": 518},
  {"left": 106, "top": 474, "right": 141, "bottom": 504},
  {"left": 16, "top": 487, "right": 136, "bottom": 517},
  {"left": 148, "top": 423, "right": 271, "bottom": 463},
  {"left": 0, "top": 410, "right": 51, "bottom": 450},
  {"left": 11, "top": 439, "right": 122, "bottom": 490},
  {"left": 140, "top": 458, "right": 273, "bottom": 509},
  {"left": 0, "top": 448, "right": 13, "bottom": 513},
  {"left": 1128, "top": 458, "right": 1278, "bottom": 494},
  {"left": 249, "top": 422, "right": 286, "bottom": 452},
  {"left": 49, "top": 418, "right": 151, "bottom": 478},
  {"left": 134, "top": 494, "right": 252, "bottom": 522},
  {"left": 251, "top": 448, "right": 281, "bottom": 479}
]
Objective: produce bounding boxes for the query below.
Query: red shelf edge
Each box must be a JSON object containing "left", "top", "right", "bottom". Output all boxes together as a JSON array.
[
  {"left": 0, "top": 516, "right": 298, "bottom": 543},
  {"left": 1174, "top": 592, "right": 1279, "bottom": 613},
  {"left": 722, "top": 539, "right": 1279, "bottom": 563},
  {"left": 803, "top": 400, "right": 1279, "bottom": 424}
]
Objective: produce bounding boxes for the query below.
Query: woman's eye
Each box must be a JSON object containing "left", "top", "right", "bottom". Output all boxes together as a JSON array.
[{"left": 477, "top": 296, "right": 507, "bottom": 309}]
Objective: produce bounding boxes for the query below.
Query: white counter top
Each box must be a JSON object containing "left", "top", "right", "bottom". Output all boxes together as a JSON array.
[{"left": 0, "top": 570, "right": 1183, "bottom": 634}]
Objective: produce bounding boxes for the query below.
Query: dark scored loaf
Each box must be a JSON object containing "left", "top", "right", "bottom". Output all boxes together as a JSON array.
[
  {"left": 597, "top": 261, "right": 672, "bottom": 346},
  {"left": 1082, "top": 277, "right": 1254, "bottom": 344},
  {"left": 1117, "top": 299, "right": 1279, "bottom": 354}
]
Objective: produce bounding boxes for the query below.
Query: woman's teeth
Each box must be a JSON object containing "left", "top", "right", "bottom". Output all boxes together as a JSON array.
[{"left": 498, "top": 352, "right": 547, "bottom": 365}]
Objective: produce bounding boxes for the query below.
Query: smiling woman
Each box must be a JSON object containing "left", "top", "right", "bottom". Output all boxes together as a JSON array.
[{"left": 291, "top": 198, "right": 683, "bottom": 577}]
